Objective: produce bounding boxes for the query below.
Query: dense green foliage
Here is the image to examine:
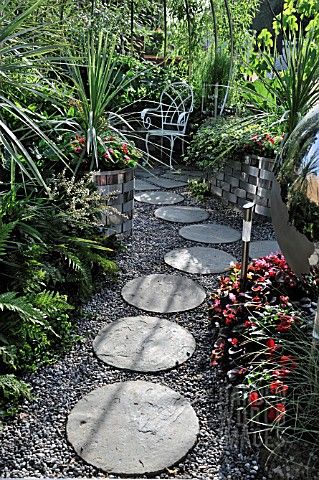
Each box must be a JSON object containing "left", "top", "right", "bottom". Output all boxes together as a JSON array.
[
  {"left": 185, "top": 115, "right": 284, "bottom": 170},
  {"left": 0, "top": 173, "right": 118, "bottom": 415}
]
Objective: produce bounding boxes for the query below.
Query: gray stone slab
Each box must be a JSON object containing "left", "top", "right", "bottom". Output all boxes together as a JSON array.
[
  {"left": 67, "top": 380, "right": 199, "bottom": 475},
  {"left": 135, "top": 179, "right": 160, "bottom": 191},
  {"left": 93, "top": 315, "right": 196, "bottom": 372},
  {"left": 134, "top": 191, "right": 184, "bottom": 205},
  {"left": 162, "top": 173, "right": 204, "bottom": 182},
  {"left": 145, "top": 177, "right": 188, "bottom": 189},
  {"left": 179, "top": 223, "right": 241, "bottom": 244},
  {"left": 135, "top": 169, "right": 153, "bottom": 178},
  {"left": 122, "top": 274, "right": 206, "bottom": 313},
  {"left": 164, "top": 247, "right": 236, "bottom": 274},
  {"left": 154, "top": 206, "right": 209, "bottom": 223},
  {"left": 249, "top": 240, "right": 281, "bottom": 259}
]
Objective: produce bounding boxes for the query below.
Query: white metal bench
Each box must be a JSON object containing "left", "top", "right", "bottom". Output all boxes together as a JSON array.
[{"left": 141, "top": 82, "right": 194, "bottom": 169}]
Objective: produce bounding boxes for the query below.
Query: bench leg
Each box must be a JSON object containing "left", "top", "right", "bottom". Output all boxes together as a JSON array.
[
  {"left": 144, "top": 132, "right": 150, "bottom": 165},
  {"left": 169, "top": 136, "right": 176, "bottom": 170}
]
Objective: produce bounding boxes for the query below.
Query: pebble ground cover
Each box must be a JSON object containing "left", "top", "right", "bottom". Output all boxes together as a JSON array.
[{"left": 0, "top": 168, "right": 278, "bottom": 479}]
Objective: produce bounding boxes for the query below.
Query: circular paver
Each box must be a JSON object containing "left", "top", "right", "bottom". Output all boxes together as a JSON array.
[
  {"left": 67, "top": 380, "right": 199, "bottom": 475},
  {"left": 134, "top": 191, "right": 184, "bottom": 205},
  {"left": 154, "top": 206, "right": 209, "bottom": 223},
  {"left": 145, "top": 177, "right": 188, "bottom": 189},
  {"left": 93, "top": 315, "right": 196, "bottom": 372},
  {"left": 135, "top": 179, "right": 160, "bottom": 191},
  {"left": 249, "top": 240, "right": 281, "bottom": 259},
  {"left": 122, "top": 273, "right": 206, "bottom": 313},
  {"left": 179, "top": 223, "right": 241, "bottom": 244},
  {"left": 164, "top": 247, "right": 236, "bottom": 274}
]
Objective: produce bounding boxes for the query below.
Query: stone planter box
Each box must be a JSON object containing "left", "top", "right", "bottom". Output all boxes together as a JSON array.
[
  {"left": 208, "top": 154, "right": 275, "bottom": 217},
  {"left": 93, "top": 168, "right": 134, "bottom": 236}
]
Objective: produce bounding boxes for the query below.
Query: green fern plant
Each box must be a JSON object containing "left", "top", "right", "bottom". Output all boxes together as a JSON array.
[{"left": 0, "top": 374, "right": 32, "bottom": 418}]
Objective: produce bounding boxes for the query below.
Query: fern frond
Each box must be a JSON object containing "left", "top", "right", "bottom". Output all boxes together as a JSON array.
[
  {"left": 0, "top": 222, "right": 16, "bottom": 257},
  {"left": 87, "top": 252, "right": 119, "bottom": 274},
  {"left": 70, "top": 237, "right": 113, "bottom": 253},
  {"left": 0, "top": 292, "right": 44, "bottom": 324},
  {"left": 33, "top": 290, "right": 73, "bottom": 314},
  {"left": 0, "top": 374, "right": 32, "bottom": 401},
  {"left": 56, "top": 245, "right": 92, "bottom": 291}
]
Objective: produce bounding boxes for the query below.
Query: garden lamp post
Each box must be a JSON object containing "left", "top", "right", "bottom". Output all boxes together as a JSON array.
[{"left": 240, "top": 202, "right": 255, "bottom": 291}]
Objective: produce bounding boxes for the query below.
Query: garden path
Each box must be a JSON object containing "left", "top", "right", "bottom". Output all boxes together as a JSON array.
[
  {"left": 67, "top": 166, "right": 278, "bottom": 477},
  {"left": 0, "top": 165, "right": 276, "bottom": 480}
]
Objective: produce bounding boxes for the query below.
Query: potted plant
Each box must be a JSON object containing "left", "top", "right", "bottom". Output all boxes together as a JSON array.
[{"left": 66, "top": 131, "right": 142, "bottom": 236}]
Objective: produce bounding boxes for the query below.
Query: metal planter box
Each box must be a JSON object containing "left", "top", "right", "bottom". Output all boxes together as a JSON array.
[
  {"left": 93, "top": 168, "right": 134, "bottom": 236},
  {"left": 209, "top": 155, "right": 275, "bottom": 217}
]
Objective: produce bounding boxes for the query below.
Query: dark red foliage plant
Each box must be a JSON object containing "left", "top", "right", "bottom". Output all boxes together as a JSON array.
[{"left": 209, "top": 254, "right": 319, "bottom": 429}]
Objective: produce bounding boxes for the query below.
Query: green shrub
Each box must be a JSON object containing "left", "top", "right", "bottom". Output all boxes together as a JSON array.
[
  {"left": 0, "top": 173, "right": 119, "bottom": 415},
  {"left": 184, "top": 115, "right": 283, "bottom": 170},
  {"left": 188, "top": 178, "right": 209, "bottom": 201}
]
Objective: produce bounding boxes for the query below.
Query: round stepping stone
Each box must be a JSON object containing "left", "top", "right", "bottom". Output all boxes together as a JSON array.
[
  {"left": 154, "top": 206, "right": 209, "bottom": 223},
  {"left": 164, "top": 247, "right": 236, "bottom": 274},
  {"left": 67, "top": 380, "right": 199, "bottom": 475},
  {"left": 249, "top": 240, "right": 281, "bottom": 259},
  {"left": 135, "top": 169, "right": 152, "bottom": 178},
  {"left": 179, "top": 223, "right": 241, "bottom": 244},
  {"left": 145, "top": 177, "right": 187, "bottom": 189},
  {"left": 93, "top": 315, "right": 196, "bottom": 372},
  {"left": 134, "top": 191, "right": 184, "bottom": 205},
  {"left": 122, "top": 273, "right": 206, "bottom": 313},
  {"left": 162, "top": 173, "right": 203, "bottom": 182},
  {"left": 135, "top": 179, "right": 160, "bottom": 191}
]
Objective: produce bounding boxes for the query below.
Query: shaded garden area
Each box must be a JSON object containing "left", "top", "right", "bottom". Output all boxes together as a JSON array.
[{"left": 1, "top": 0, "right": 319, "bottom": 479}]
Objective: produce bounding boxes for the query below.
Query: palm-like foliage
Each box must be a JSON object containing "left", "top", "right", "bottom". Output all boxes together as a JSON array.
[
  {"left": 67, "top": 31, "right": 141, "bottom": 170},
  {"left": 250, "top": 2, "right": 319, "bottom": 140},
  {"left": 0, "top": 0, "right": 70, "bottom": 188}
]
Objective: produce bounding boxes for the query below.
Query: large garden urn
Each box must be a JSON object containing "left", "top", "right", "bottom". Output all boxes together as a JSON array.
[{"left": 270, "top": 105, "right": 319, "bottom": 342}]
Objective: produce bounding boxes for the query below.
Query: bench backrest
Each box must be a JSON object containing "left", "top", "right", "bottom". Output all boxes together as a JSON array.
[{"left": 159, "top": 82, "right": 194, "bottom": 133}]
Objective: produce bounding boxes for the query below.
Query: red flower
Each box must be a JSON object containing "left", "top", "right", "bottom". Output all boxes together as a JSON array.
[
  {"left": 279, "top": 295, "right": 289, "bottom": 306},
  {"left": 273, "top": 368, "right": 290, "bottom": 378},
  {"left": 229, "top": 338, "right": 239, "bottom": 346},
  {"left": 74, "top": 146, "right": 82, "bottom": 154},
  {"left": 244, "top": 320, "right": 255, "bottom": 328},
  {"left": 122, "top": 143, "right": 129, "bottom": 155},
  {"left": 248, "top": 391, "right": 263, "bottom": 407},
  {"left": 229, "top": 292, "right": 237, "bottom": 303},
  {"left": 276, "top": 315, "right": 294, "bottom": 333},
  {"left": 267, "top": 403, "right": 286, "bottom": 422},
  {"left": 266, "top": 338, "right": 276, "bottom": 349},
  {"left": 224, "top": 313, "right": 236, "bottom": 325},
  {"left": 252, "top": 296, "right": 261, "bottom": 303},
  {"left": 270, "top": 380, "right": 288, "bottom": 396},
  {"left": 280, "top": 355, "right": 297, "bottom": 369}
]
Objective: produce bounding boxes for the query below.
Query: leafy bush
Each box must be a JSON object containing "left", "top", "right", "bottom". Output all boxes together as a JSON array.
[
  {"left": 0, "top": 173, "right": 119, "bottom": 415},
  {"left": 184, "top": 115, "right": 283, "bottom": 170},
  {"left": 111, "top": 55, "right": 182, "bottom": 109},
  {"left": 188, "top": 178, "right": 210, "bottom": 201},
  {"left": 0, "top": 375, "right": 32, "bottom": 418}
]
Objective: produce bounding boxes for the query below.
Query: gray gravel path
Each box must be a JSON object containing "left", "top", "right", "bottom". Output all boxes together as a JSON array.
[{"left": 0, "top": 171, "right": 275, "bottom": 480}]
